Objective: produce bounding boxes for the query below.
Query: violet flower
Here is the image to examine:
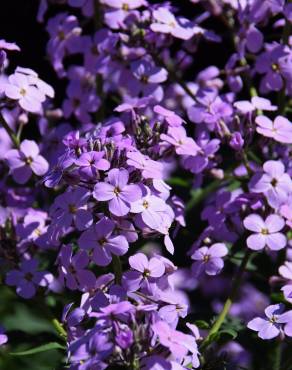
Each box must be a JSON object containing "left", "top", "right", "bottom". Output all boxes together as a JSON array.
[
  {"left": 5, "top": 139, "right": 49, "bottom": 184},
  {"left": 247, "top": 304, "right": 292, "bottom": 339},
  {"left": 93, "top": 168, "right": 142, "bottom": 217},
  {"left": 243, "top": 214, "right": 286, "bottom": 251}
]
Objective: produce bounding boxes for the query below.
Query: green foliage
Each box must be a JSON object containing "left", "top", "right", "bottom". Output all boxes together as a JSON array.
[{"left": 10, "top": 342, "right": 65, "bottom": 356}]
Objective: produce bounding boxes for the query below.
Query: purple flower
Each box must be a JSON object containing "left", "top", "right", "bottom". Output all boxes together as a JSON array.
[
  {"left": 91, "top": 301, "right": 135, "bottom": 325},
  {"left": 58, "top": 244, "right": 96, "bottom": 290},
  {"left": 152, "top": 321, "right": 200, "bottom": 367},
  {"left": 126, "top": 151, "right": 163, "bottom": 179},
  {"left": 75, "top": 151, "right": 110, "bottom": 179},
  {"left": 243, "top": 214, "right": 286, "bottom": 251},
  {"left": 154, "top": 105, "right": 184, "bottom": 127},
  {"left": 51, "top": 187, "right": 92, "bottom": 231},
  {"left": 160, "top": 126, "right": 199, "bottom": 156},
  {"left": 249, "top": 160, "right": 292, "bottom": 209},
  {"left": 131, "top": 193, "right": 167, "bottom": 231},
  {"left": 234, "top": 97, "right": 276, "bottom": 113},
  {"left": 69, "top": 332, "right": 113, "bottom": 369},
  {"left": 15, "top": 66, "right": 54, "bottom": 98},
  {"left": 63, "top": 87, "right": 100, "bottom": 124},
  {"left": 68, "top": 0, "right": 94, "bottom": 17},
  {"left": 255, "top": 115, "right": 292, "bottom": 144},
  {"left": 255, "top": 43, "right": 291, "bottom": 93},
  {"left": 5, "top": 140, "right": 49, "bottom": 184},
  {"left": 151, "top": 7, "right": 198, "bottom": 40},
  {"left": 0, "top": 39, "right": 20, "bottom": 52},
  {"left": 46, "top": 14, "right": 82, "bottom": 77},
  {"left": 279, "top": 261, "right": 292, "bottom": 303},
  {"left": 247, "top": 304, "right": 292, "bottom": 339},
  {"left": 3, "top": 72, "right": 46, "bottom": 113},
  {"left": 246, "top": 26, "right": 263, "bottom": 53},
  {"left": 123, "top": 253, "right": 165, "bottom": 291},
  {"left": 187, "top": 90, "right": 233, "bottom": 130},
  {"left": 93, "top": 168, "right": 142, "bottom": 217},
  {"left": 280, "top": 204, "right": 292, "bottom": 228},
  {"left": 249, "top": 0, "right": 284, "bottom": 23},
  {"left": 131, "top": 60, "right": 168, "bottom": 85},
  {"left": 0, "top": 327, "right": 8, "bottom": 346},
  {"left": 78, "top": 217, "right": 129, "bottom": 266},
  {"left": 191, "top": 243, "right": 228, "bottom": 276},
  {"left": 6, "top": 259, "right": 53, "bottom": 299}
]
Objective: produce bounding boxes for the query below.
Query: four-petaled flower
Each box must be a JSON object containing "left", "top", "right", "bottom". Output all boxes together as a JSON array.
[
  {"left": 93, "top": 168, "right": 142, "bottom": 216},
  {"left": 123, "top": 253, "right": 165, "bottom": 291},
  {"left": 3, "top": 72, "right": 45, "bottom": 112},
  {"left": 191, "top": 243, "right": 228, "bottom": 276},
  {"left": 6, "top": 259, "right": 52, "bottom": 299},
  {"left": 255, "top": 115, "right": 292, "bottom": 144},
  {"left": 243, "top": 214, "right": 286, "bottom": 251},
  {"left": 248, "top": 304, "right": 292, "bottom": 339},
  {"left": 5, "top": 139, "right": 49, "bottom": 184},
  {"left": 78, "top": 217, "right": 129, "bottom": 266}
]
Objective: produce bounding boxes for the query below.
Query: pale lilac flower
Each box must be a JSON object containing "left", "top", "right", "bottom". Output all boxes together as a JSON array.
[
  {"left": 234, "top": 97, "right": 276, "bottom": 113},
  {"left": 15, "top": 67, "right": 55, "bottom": 98},
  {"left": 6, "top": 259, "right": 53, "bottom": 299},
  {"left": 0, "top": 39, "right": 20, "bottom": 52},
  {"left": 279, "top": 261, "right": 292, "bottom": 303},
  {"left": 131, "top": 60, "right": 168, "bottom": 85},
  {"left": 100, "top": 0, "right": 146, "bottom": 9},
  {"left": 3, "top": 72, "right": 45, "bottom": 113},
  {"left": 5, "top": 140, "right": 49, "bottom": 184},
  {"left": 191, "top": 243, "right": 228, "bottom": 276},
  {"left": 0, "top": 327, "right": 8, "bottom": 346},
  {"left": 243, "top": 214, "right": 286, "bottom": 251},
  {"left": 126, "top": 151, "right": 163, "bottom": 179},
  {"left": 249, "top": 160, "right": 292, "bottom": 209},
  {"left": 93, "top": 168, "right": 142, "bottom": 217},
  {"left": 255, "top": 115, "right": 292, "bottom": 144},
  {"left": 78, "top": 217, "right": 129, "bottom": 266},
  {"left": 160, "top": 126, "right": 199, "bottom": 156},
  {"left": 154, "top": 105, "right": 184, "bottom": 127},
  {"left": 280, "top": 204, "right": 292, "bottom": 228},
  {"left": 131, "top": 193, "right": 167, "bottom": 231},
  {"left": 123, "top": 253, "right": 165, "bottom": 291},
  {"left": 152, "top": 321, "right": 200, "bottom": 367},
  {"left": 247, "top": 304, "right": 292, "bottom": 339},
  {"left": 101, "top": 0, "right": 146, "bottom": 29},
  {"left": 151, "top": 7, "right": 197, "bottom": 40}
]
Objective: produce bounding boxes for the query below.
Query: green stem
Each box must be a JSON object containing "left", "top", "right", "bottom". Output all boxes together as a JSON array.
[
  {"left": 112, "top": 255, "right": 122, "bottom": 284},
  {"left": 0, "top": 112, "right": 19, "bottom": 147},
  {"left": 272, "top": 341, "right": 282, "bottom": 370},
  {"left": 200, "top": 249, "right": 251, "bottom": 351},
  {"left": 52, "top": 318, "right": 67, "bottom": 341}
]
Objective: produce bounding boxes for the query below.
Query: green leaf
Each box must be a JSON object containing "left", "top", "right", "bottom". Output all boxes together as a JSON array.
[
  {"left": 209, "top": 328, "right": 238, "bottom": 344},
  {"left": 3, "top": 304, "right": 54, "bottom": 335},
  {"left": 194, "top": 320, "right": 210, "bottom": 329},
  {"left": 10, "top": 342, "right": 66, "bottom": 356},
  {"left": 166, "top": 177, "right": 190, "bottom": 187}
]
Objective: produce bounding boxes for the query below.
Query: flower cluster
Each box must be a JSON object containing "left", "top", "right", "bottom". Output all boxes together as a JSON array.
[{"left": 0, "top": 0, "right": 292, "bottom": 369}]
